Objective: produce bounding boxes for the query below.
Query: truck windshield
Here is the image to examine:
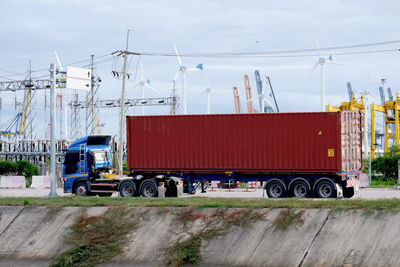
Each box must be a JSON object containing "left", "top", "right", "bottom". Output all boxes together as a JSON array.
[{"left": 94, "top": 152, "right": 108, "bottom": 162}]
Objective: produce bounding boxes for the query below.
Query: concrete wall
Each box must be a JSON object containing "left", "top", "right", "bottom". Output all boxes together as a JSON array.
[{"left": 0, "top": 206, "right": 398, "bottom": 266}]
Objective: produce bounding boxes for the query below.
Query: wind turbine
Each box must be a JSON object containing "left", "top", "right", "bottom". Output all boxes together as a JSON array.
[
  {"left": 310, "top": 36, "right": 344, "bottom": 111},
  {"left": 133, "top": 58, "right": 159, "bottom": 115},
  {"left": 172, "top": 43, "right": 203, "bottom": 114},
  {"left": 197, "top": 68, "right": 226, "bottom": 114},
  {"left": 254, "top": 70, "right": 274, "bottom": 113}
]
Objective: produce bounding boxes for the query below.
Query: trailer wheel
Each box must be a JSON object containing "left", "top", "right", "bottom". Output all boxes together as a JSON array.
[
  {"left": 343, "top": 187, "right": 354, "bottom": 198},
  {"left": 315, "top": 180, "right": 336, "bottom": 198},
  {"left": 266, "top": 180, "right": 286, "bottom": 198},
  {"left": 74, "top": 182, "right": 88, "bottom": 196},
  {"left": 119, "top": 181, "right": 136, "bottom": 197},
  {"left": 140, "top": 179, "right": 158, "bottom": 197},
  {"left": 290, "top": 180, "right": 309, "bottom": 198}
]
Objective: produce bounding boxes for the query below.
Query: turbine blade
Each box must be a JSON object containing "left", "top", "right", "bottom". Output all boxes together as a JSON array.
[
  {"left": 173, "top": 70, "right": 180, "bottom": 82},
  {"left": 132, "top": 83, "right": 141, "bottom": 89},
  {"left": 312, "top": 34, "right": 322, "bottom": 56},
  {"left": 309, "top": 61, "right": 320, "bottom": 74},
  {"left": 186, "top": 67, "right": 201, "bottom": 71},
  {"left": 326, "top": 61, "right": 346, "bottom": 66},
  {"left": 196, "top": 90, "right": 208, "bottom": 101},
  {"left": 210, "top": 90, "right": 227, "bottom": 97},
  {"left": 173, "top": 42, "right": 183, "bottom": 67},
  {"left": 54, "top": 51, "right": 64, "bottom": 71},
  {"left": 144, "top": 84, "right": 159, "bottom": 93},
  {"left": 261, "top": 96, "right": 274, "bottom": 107},
  {"left": 247, "top": 95, "right": 260, "bottom": 102}
]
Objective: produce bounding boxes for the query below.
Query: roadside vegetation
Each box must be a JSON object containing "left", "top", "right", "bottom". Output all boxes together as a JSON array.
[
  {"left": 167, "top": 208, "right": 266, "bottom": 266},
  {"left": 363, "top": 146, "right": 400, "bottom": 187},
  {"left": 273, "top": 208, "right": 305, "bottom": 230},
  {"left": 51, "top": 207, "right": 137, "bottom": 267},
  {"left": 0, "top": 160, "right": 39, "bottom": 187},
  {"left": 3, "top": 196, "right": 400, "bottom": 211}
]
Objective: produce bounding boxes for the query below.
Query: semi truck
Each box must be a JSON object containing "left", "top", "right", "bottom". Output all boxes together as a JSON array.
[{"left": 63, "top": 111, "right": 362, "bottom": 198}]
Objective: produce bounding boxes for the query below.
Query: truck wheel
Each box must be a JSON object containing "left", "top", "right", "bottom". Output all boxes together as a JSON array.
[
  {"left": 290, "top": 180, "right": 309, "bottom": 198},
  {"left": 74, "top": 182, "right": 88, "bottom": 196},
  {"left": 119, "top": 181, "right": 136, "bottom": 197},
  {"left": 140, "top": 179, "right": 158, "bottom": 197},
  {"left": 266, "top": 181, "right": 286, "bottom": 198},
  {"left": 315, "top": 180, "right": 336, "bottom": 198}
]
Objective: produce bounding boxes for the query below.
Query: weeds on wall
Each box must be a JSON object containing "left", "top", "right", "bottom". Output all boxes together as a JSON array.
[{"left": 51, "top": 208, "right": 137, "bottom": 267}]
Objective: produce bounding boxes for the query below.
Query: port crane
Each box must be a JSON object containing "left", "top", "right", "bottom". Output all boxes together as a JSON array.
[{"left": 232, "top": 87, "right": 241, "bottom": 113}]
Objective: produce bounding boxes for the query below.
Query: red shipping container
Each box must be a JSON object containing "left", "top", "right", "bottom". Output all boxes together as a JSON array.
[{"left": 126, "top": 112, "right": 361, "bottom": 175}]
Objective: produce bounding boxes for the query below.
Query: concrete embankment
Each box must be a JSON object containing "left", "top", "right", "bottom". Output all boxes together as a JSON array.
[{"left": 0, "top": 206, "right": 399, "bottom": 266}]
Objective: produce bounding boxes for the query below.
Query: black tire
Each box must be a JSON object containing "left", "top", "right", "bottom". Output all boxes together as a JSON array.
[
  {"left": 139, "top": 179, "right": 158, "bottom": 197},
  {"left": 74, "top": 181, "right": 89, "bottom": 196},
  {"left": 119, "top": 181, "right": 136, "bottom": 197},
  {"left": 315, "top": 180, "right": 336, "bottom": 198},
  {"left": 343, "top": 186, "right": 354, "bottom": 198},
  {"left": 266, "top": 180, "right": 286, "bottom": 198},
  {"left": 290, "top": 180, "right": 309, "bottom": 198}
]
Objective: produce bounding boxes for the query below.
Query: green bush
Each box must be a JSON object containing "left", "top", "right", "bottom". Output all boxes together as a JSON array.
[
  {"left": 0, "top": 160, "right": 39, "bottom": 188},
  {"left": 371, "top": 146, "right": 400, "bottom": 182},
  {"left": 0, "top": 161, "right": 18, "bottom": 175},
  {"left": 16, "top": 160, "right": 39, "bottom": 188},
  {"left": 16, "top": 160, "right": 39, "bottom": 178}
]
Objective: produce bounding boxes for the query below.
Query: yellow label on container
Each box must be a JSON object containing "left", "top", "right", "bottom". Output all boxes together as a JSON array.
[{"left": 328, "top": 148, "right": 335, "bottom": 157}]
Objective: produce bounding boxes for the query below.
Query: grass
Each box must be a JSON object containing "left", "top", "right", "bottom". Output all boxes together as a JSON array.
[
  {"left": 273, "top": 208, "right": 305, "bottom": 230},
  {"left": 3, "top": 196, "right": 400, "bottom": 211},
  {"left": 369, "top": 180, "right": 398, "bottom": 188},
  {"left": 167, "top": 235, "right": 202, "bottom": 266},
  {"left": 50, "top": 208, "right": 137, "bottom": 267},
  {"left": 167, "top": 208, "right": 267, "bottom": 266}
]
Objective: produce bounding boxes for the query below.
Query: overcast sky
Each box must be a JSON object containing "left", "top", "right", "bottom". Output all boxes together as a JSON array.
[{"left": 0, "top": 0, "right": 399, "bottom": 139}]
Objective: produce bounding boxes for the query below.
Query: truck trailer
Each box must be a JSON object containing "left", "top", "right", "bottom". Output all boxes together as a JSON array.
[{"left": 63, "top": 111, "right": 362, "bottom": 198}]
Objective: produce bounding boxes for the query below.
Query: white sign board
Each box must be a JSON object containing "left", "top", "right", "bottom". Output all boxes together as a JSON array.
[{"left": 66, "top": 66, "right": 91, "bottom": 91}]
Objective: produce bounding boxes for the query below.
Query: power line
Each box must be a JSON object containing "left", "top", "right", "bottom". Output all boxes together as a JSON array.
[
  {"left": 2, "top": 38, "right": 400, "bottom": 80},
  {"left": 127, "top": 39, "right": 400, "bottom": 58},
  {"left": 0, "top": 54, "right": 112, "bottom": 80}
]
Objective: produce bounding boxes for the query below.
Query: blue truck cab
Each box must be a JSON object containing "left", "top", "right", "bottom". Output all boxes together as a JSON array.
[{"left": 63, "top": 135, "right": 112, "bottom": 193}]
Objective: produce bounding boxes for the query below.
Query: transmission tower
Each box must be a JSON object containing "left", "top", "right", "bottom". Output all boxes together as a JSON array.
[
  {"left": 23, "top": 61, "right": 38, "bottom": 139},
  {"left": 70, "top": 92, "right": 81, "bottom": 139},
  {"left": 85, "top": 55, "right": 101, "bottom": 135}
]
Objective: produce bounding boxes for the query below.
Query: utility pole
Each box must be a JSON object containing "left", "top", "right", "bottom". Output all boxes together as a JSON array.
[
  {"left": 49, "top": 63, "right": 58, "bottom": 197},
  {"left": 118, "top": 30, "right": 131, "bottom": 175},
  {"left": 91, "top": 55, "right": 95, "bottom": 133}
]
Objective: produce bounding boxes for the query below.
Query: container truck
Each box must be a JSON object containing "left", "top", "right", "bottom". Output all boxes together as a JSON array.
[{"left": 63, "top": 111, "right": 361, "bottom": 198}]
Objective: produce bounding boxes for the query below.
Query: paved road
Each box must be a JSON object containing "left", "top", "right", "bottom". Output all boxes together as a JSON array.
[{"left": 1, "top": 187, "right": 400, "bottom": 199}]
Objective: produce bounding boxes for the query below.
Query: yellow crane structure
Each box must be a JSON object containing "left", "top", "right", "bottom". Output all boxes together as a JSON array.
[
  {"left": 19, "top": 87, "right": 32, "bottom": 135},
  {"left": 327, "top": 82, "right": 366, "bottom": 157},
  {"left": 371, "top": 93, "right": 400, "bottom": 158}
]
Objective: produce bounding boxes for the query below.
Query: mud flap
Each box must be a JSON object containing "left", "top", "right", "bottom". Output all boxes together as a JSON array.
[
  {"left": 335, "top": 183, "right": 343, "bottom": 199},
  {"left": 176, "top": 180, "right": 183, "bottom": 197},
  {"left": 158, "top": 182, "right": 166, "bottom": 198}
]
